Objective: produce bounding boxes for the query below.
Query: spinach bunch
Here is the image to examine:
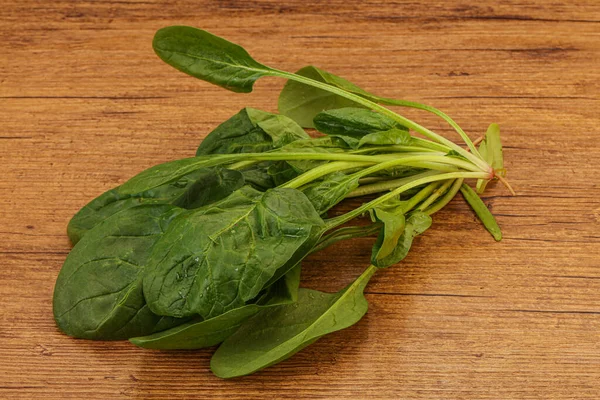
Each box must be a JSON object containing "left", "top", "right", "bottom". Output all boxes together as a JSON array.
[{"left": 53, "top": 26, "right": 512, "bottom": 378}]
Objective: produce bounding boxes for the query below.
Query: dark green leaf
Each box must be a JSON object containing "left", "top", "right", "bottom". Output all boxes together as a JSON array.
[
  {"left": 53, "top": 204, "right": 189, "bottom": 340},
  {"left": 371, "top": 211, "right": 432, "bottom": 268},
  {"left": 143, "top": 186, "right": 324, "bottom": 319},
  {"left": 460, "top": 183, "right": 502, "bottom": 241},
  {"left": 301, "top": 172, "right": 359, "bottom": 214},
  {"left": 358, "top": 129, "right": 412, "bottom": 148},
  {"left": 153, "top": 26, "right": 275, "bottom": 93},
  {"left": 68, "top": 168, "right": 243, "bottom": 244},
  {"left": 196, "top": 107, "right": 308, "bottom": 156},
  {"left": 210, "top": 265, "right": 377, "bottom": 378},
  {"left": 129, "top": 263, "right": 301, "bottom": 350},
  {"left": 314, "top": 108, "right": 407, "bottom": 140}
]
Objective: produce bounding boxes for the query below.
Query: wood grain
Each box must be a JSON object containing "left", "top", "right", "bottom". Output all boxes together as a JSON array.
[{"left": 1, "top": 0, "right": 599, "bottom": 398}]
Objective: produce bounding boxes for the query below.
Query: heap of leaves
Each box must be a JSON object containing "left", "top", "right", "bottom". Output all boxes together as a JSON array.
[{"left": 53, "top": 26, "right": 511, "bottom": 378}]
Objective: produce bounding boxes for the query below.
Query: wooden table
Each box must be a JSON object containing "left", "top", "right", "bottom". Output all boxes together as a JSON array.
[{"left": 1, "top": 1, "right": 599, "bottom": 398}]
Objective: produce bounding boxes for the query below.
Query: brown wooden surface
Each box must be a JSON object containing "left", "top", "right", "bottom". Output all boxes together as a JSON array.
[{"left": 1, "top": 1, "right": 599, "bottom": 398}]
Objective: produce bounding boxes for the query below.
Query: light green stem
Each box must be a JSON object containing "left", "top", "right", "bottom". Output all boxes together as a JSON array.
[
  {"left": 423, "top": 178, "right": 464, "bottom": 215},
  {"left": 325, "top": 171, "right": 490, "bottom": 230},
  {"left": 417, "top": 179, "right": 455, "bottom": 211},
  {"left": 348, "top": 171, "right": 443, "bottom": 197},
  {"left": 378, "top": 98, "right": 482, "bottom": 157},
  {"left": 273, "top": 70, "right": 491, "bottom": 173}
]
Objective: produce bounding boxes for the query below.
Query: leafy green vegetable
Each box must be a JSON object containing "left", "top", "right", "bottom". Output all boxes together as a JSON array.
[
  {"left": 154, "top": 26, "right": 276, "bottom": 93},
  {"left": 314, "top": 107, "right": 407, "bottom": 139},
  {"left": 460, "top": 183, "right": 503, "bottom": 241},
  {"left": 53, "top": 26, "right": 512, "bottom": 379},
  {"left": 67, "top": 168, "right": 244, "bottom": 244},
  {"left": 129, "top": 263, "right": 301, "bottom": 349},
  {"left": 196, "top": 108, "right": 308, "bottom": 156},
  {"left": 54, "top": 204, "right": 189, "bottom": 340},
  {"left": 371, "top": 212, "right": 432, "bottom": 268},
  {"left": 143, "top": 186, "right": 324, "bottom": 318},
  {"left": 210, "top": 265, "right": 377, "bottom": 378}
]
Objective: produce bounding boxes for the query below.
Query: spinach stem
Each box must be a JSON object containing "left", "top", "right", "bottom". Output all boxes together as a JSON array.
[
  {"left": 423, "top": 178, "right": 464, "bottom": 215},
  {"left": 311, "top": 223, "right": 382, "bottom": 254},
  {"left": 347, "top": 171, "right": 442, "bottom": 198},
  {"left": 377, "top": 98, "right": 482, "bottom": 157},
  {"left": 273, "top": 70, "right": 491, "bottom": 173},
  {"left": 417, "top": 179, "right": 455, "bottom": 211},
  {"left": 400, "top": 181, "right": 442, "bottom": 213},
  {"left": 324, "top": 171, "right": 490, "bottom": 230},
  {"left": 282, "top": 154, "right": 483, "bottom": 190}
]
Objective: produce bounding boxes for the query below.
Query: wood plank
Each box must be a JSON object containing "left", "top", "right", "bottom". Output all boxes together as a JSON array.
[{"left": 1, "top": 0, "right": 599, "bottom": 398}]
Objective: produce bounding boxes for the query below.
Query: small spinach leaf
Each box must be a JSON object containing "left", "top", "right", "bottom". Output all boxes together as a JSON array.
[
  {"left": 196, "top": 107, "right": 308, "bottom": 156},
  {"left": 143, "top": 186, "right": 324, "bottom": 319},
  {"left": 371, "top": 211, "right": 432, "bottom": 268},
  {"left": 210, "top": 265, "right": 377, "bottom": 378},
  {"left": 358, "top": 129, "right": 412, "bottom": 148},
  {"left": 129, "top": 263, "right": 301, "bottom": 350},
  {"left": 460, "top": 183, "right": 502, "bottom": 241},
  {"left": 314, "top": 108, "right": 408, "bottom": 140},
  {"left": 153, "top": 26, "right": 276, "bottom": 93},
  {"left": 53, "top": 204, "right": 189, "bottom": 340}
]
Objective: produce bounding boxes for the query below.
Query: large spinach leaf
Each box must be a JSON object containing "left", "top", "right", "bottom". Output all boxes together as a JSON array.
[
  {"left": 129, "top": 263, "right": 301, "bottom": 349},
  {"left": 53, "top": 204, "right": 189, "bottom": 340},
  {"left": 68, "top": 168, "right": 244, "bottom": 244},
  {"left": 210, "top": 265, "right": 377, "bottom": 378},
  {"left": 143, "top": 186, "right": 324, "bottom": 319}
]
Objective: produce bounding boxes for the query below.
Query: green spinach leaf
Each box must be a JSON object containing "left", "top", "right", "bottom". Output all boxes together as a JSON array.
[
  {"left": 53, "top": 204, "right": 189, "bottom": 340},
  {"left": 371, "top": 211, "right": 432, "bottom": 268},
  {"left": 210, "top": 265, "right": 377, "bottom": 378},
  {"left": 129, "top": 263, "right": 301, "bottom": 350},
  {"left": 314, "top": 108, "right": 407, "bottom": 139},
  {"left": 460, "top": 183, "right": 502, "bottom": 241},
  {"left": 301, "top": 172, "right": 359, "bottom": 214},
  {"left": 196, "top": 108, "right": 308, "bottom": 156},
  {"left": 67, "top": 168, "right": 243, "bottom": 244},
  {"left": 153, "top": 26, "right": 276, "bottom": 93},
  {"left": 143, "top": 186, "right": 324, "bottom": 319}
]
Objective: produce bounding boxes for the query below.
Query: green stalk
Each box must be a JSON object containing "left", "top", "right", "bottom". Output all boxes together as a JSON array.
[
  {"left": 310, "top": 223, "right": 382, "bottom": 254},
  {"left": 347, "top": 171, "right": 443, "bottom": 198},
  {"left": 274, "top": 70, "right": 491, "bottom": 173},
  {"left": 325, "top": 171, "right": 490, "bottom": 230},
  {"left": 417, "top": 179, "right": 455, "bottom": 211},
  {"left": 400, "top": 181, "right": 443, "bottom": 213},
  {"left": 283, "top": 154, "right": 483, "bottom": 190},
  {"left": 423, "top": 178, "right": 464, "bottom": 215},
  {"left": 281, "top": 161, "right": 370, "bottom": 189},
  {"left": 377, "top": 98, "right": 482, "bottom": 157}
]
